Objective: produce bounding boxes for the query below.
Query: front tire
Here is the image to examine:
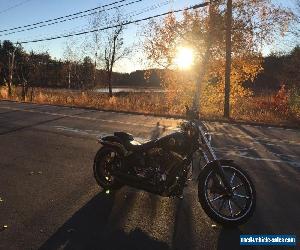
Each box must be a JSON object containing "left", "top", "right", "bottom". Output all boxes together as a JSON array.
[
  {"left": 93, "top": 147, "right": 123, "bottom": 190},
  {"left": 198, "top": 162, "right": 256, "bottom": 226}
]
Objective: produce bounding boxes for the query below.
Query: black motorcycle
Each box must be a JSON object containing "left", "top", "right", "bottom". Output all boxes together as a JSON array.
[{"left": 93, "top": 107, "right": 256, "bottom": 226}]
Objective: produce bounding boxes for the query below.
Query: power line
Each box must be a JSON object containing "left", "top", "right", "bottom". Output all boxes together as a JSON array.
[
  {"left": 0, "top": 0, "right": 144, "bottom": 37},
  {"left": 0, "top": 0, "right": 33, "bottom": 15},
  {"left": 22, "top": 0, "right": 170, "bottom": 44},
  {"left": 78, "top": 1, "right": 172, "bottom": 36},
  {"left": 18, "top": 2, "right": 210, "bottom": 44},
  {"left": 124, "top": 0, "right": 170, "bottom": 20},
  {"left": 0, "top": 0, "right": 129, "bottom": 33}
]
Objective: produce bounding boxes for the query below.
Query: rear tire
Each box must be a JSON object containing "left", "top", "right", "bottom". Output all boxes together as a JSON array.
[
  {"left": 198, "top": 162, "right": 256, "bottom": 226},
  {"left": 93, "top": 147, "right": 123, "bottom": 190}
]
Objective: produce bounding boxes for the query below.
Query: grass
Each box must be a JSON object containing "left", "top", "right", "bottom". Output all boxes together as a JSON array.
[{"left": 0, "top": 86, "right": 299, "bottom": 127}]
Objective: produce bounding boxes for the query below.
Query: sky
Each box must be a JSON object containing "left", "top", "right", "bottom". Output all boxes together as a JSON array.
[{"left": 0, "top": 0, "right": 298, "bottom": 73}]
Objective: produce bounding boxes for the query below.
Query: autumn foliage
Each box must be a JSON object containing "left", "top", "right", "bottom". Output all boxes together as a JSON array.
[{"left": 143, "top": 0, "right": 294, "bottom": 116}]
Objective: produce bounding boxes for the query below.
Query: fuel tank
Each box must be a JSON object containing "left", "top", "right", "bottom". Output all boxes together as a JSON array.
[{"left": 156, "top": 131, "right": 192, "bottom": 156}]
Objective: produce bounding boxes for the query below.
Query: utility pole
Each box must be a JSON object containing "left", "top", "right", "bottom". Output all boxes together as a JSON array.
[
  {"left": 224, "top": 0, "right": 232, "bottom": 118},
  {"left": 8, "top": 47, "right": 16, "bottom": 98}
]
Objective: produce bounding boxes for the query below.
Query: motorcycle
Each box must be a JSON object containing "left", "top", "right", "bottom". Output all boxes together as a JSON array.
[{"left": 93, "top": 106, "right": 256, "bottom": 226}]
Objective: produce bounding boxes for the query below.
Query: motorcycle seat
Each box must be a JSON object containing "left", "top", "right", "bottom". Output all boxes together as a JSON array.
[
  {"left": 126, "top": 139, "right": 157, "bottom": 152},
  {"left": 113, "top": 131, "right": 157, "bottom": 152},
  {"left": 114, "top": 132, "right": 134, "bottom": 141}
]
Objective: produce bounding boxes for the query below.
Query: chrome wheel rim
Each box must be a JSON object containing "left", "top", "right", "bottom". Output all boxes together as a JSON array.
[
  {"left": 204, "top": 166, "right": 253, "bottom": 221},
  {"left": 99, "top": 151, "right": 119, "bottom": 184}
]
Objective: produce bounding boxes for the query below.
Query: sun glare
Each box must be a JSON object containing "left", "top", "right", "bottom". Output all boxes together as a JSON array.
[{"left": 175, "top": 47, "right": 194, "bottom": 69}]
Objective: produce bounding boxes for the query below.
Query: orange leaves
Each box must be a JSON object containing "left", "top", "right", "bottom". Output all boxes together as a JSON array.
[
  {"left": 1, "top": 85, "right": 299, "bottom": 124},
  {"left": 142, "top": 7, "right": 264, "bottom": 113}
]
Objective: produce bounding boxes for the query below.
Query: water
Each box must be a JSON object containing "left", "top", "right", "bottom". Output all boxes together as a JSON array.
[{"left": 94, "top": 87, "right": 165, "bottom": 93}]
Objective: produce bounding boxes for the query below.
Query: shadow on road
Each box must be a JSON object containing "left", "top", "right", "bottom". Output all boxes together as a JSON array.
[
  {"left": 0, "top": 110, "right": 20, "bottom": 115},
  {"left": 217, "top": 227, "right": 243, "bottom": 250},
  {"left": 39, "top": 191, "right": 169, "bottom": 250},
  {"left": 0, "top": 115, "right": 66, "bottom": 136},
  {"left": 172, "top": 199, "right": 195, "bottom": 250}
]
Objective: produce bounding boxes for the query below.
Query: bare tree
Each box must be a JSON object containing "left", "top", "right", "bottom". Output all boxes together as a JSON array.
[
  {"left": 294, "top": 0, "right": 300, "bottom": 36},
  {"left": 90, "top": 10, "right": 131, "bottom": 97},
  {"left": 63, "top": 39, "right": 80, "bottom": 89}
]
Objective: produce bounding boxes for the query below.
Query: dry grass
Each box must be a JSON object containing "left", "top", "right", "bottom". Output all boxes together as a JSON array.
[{"left": 0, "top": 86, "right": 299, "bottom": 127}]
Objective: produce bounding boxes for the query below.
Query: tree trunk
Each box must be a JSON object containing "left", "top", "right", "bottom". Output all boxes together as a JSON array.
[
  {"left": 30, "top": 86, "right": 35, "bottom": 102},
  {"left": 224, "top": 0, "right": 233, "bottom": 118},
  {"left": 21, "top": 69, "right": 28, "bottom": 101},
  {"left": 94, "top": 52, "right": 97, "bottom": 88},
  {"left": 108, "top": 71, "right": 112, "bottom": 97},
  {"left": 68, "top": 63, "right": 71, "bottom": 89},
  {"left": 21, "top": 81, "right": 29, "bottom": 101},
  {"left": 107, "top": 36, "right": 117, "bottom": 98},
  {"left": 21, "top": 81, "right": 26, "bottom": 101},
  {"left": 193, "top": 3, "right": 214, "bottom": 112},
  {"left": 8, "top": 51, "right": 15, "bottom": 98}
]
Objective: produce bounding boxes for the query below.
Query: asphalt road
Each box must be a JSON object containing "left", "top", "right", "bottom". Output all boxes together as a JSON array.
[{"left": 0, "top": 100, "right": 299, "bottom": 250}]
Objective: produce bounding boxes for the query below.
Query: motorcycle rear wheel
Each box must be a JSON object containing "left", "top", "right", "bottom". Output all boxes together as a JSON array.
[{"left": 93, "top": 147, "right": 123, "bottom": 190}]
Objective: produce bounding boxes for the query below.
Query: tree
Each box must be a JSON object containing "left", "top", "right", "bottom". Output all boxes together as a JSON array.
[
  {"left": 15, "top": 48, "right": 30, "bottom": 100},
  {"left": 282, "top": 46, "right": 300, "bottom": 87},
  {"left": 90, "top": 10, "right": 131, "bottom": 97},
  {"left": 63, "top": 39, "right": 80, "bottom": 89},
  {"left": 143, "top": 0, "right": 293, "bottom": 114},
  {"left": 224, "top": 0, "right": 232, "bottom": 118},
  {"left": 0, "top": 41, "right": 25, "bottom": 97},
  {"left": 80, "top": 56, "right": 94, "bottom": 89},
  {"left": 0, "top": 40, "right": 15, "bottom": 97},
  {"left": 290, "top": 0, "right": 300, "bottom": 37}
]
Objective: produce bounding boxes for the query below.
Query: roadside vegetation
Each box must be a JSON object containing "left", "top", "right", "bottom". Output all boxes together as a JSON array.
[
  {"left": 1, "top": 85, "right": 299, "bottom": 127},
  {"left": 0, "top": 0, "right": 300, "bottom": 127}
]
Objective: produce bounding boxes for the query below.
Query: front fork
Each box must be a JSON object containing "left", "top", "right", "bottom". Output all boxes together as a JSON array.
[
  {"left": 214, "top": 161, "right": 233, "bottom": 194},
  {"left": 199, "top": 151, "right": 233, "bottom": 194},
  {"left": 197, "top": 124, "right": 233, "bottom": 194}
]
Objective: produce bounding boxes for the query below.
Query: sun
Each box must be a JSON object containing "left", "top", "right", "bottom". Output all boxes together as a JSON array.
[{"left": 174, "top": 47, "right": 194, "bottom": 69}]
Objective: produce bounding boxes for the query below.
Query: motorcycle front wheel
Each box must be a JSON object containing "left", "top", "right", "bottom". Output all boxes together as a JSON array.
[{"left": 198, "top": 162, "right": 256, "bottom": 226}]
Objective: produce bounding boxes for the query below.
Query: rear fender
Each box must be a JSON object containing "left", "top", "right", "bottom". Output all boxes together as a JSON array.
[{"left": 98, "top": 136, "right": 128, "bottom": 156}]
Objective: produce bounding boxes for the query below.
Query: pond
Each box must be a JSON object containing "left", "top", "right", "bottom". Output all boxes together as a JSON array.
[{"left": 94, "top": 87, "right": 165, "bottom": 93}]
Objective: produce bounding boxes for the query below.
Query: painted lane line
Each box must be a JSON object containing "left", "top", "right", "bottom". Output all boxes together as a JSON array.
[
  {"left": 54, "top": 126, "right": 153, "bottom": 143},
  {"left": 53, "top": 125, "right": 300, "bottom": 168},
  {"left": 210, "top": 131, "right": 300, "bottom": 146},
  {"left": 214, "top": 148, "right": 300, "bottom": 168},
  {"left": 54, "top": 125, "right": 109, "bottom": 137},
  {"left": 2, "top": 104, "right": 298, "bottom": 147},
  {"left": 0, "top": 106, "right": 178, "bottom": 130}
]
